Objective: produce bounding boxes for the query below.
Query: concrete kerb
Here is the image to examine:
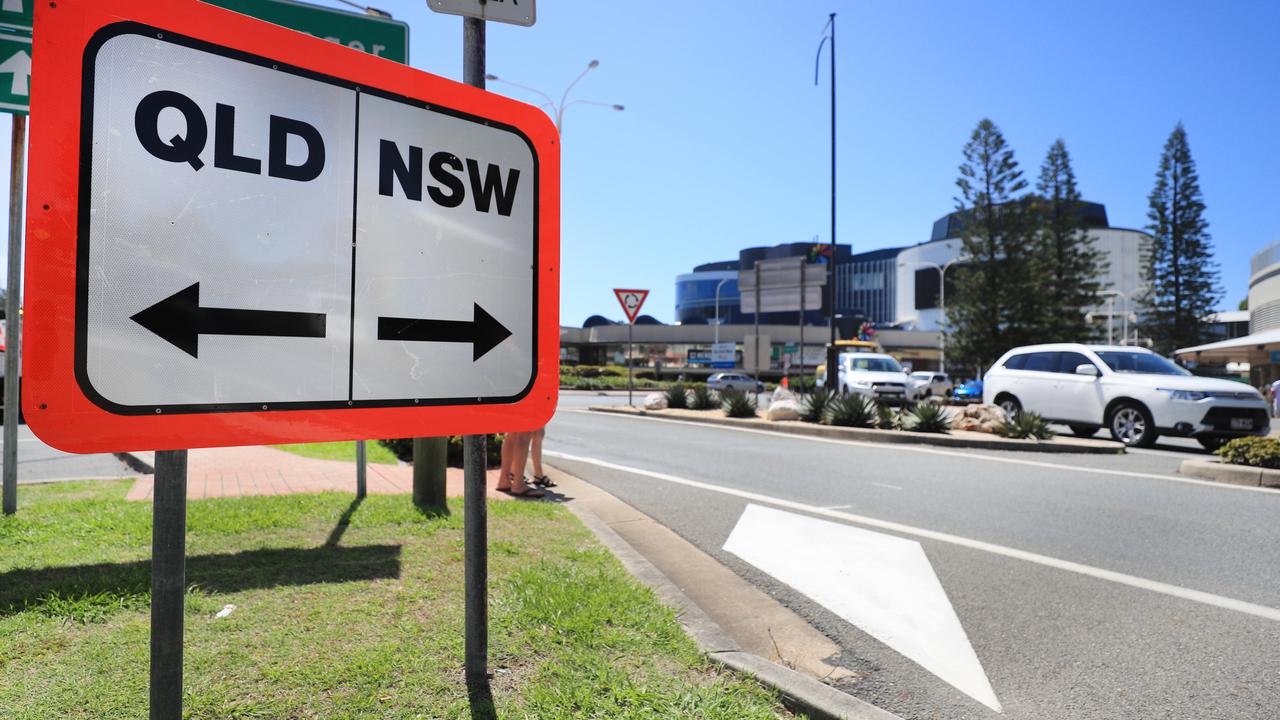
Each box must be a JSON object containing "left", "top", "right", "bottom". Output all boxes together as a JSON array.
[
  {"left": 592, "top": 405, "right": 1126, "bottom": 455},
  {"left": 555, "top": 469, "right": 903, "bottom": 720},
  {"left": 1179, "top": 457, "right": 1280, "bottom": 488}
]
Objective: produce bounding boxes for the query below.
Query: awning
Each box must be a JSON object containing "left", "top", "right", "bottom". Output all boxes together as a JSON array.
[{"left": 1174, "top": 328, "right": 1280, "bottom": 363}]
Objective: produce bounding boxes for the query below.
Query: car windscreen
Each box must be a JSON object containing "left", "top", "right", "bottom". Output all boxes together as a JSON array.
[
  {"left": 1094, "top": 351, "right": 1191, "bottom": 376},
  {"left": 848, "top": 357, "right": 902, "bottom": 373}
]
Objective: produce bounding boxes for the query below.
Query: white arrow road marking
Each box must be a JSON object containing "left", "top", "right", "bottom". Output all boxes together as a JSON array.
[
  {"left": 1, "top": 1, "right": 22, "bottom": 15},
  {"left": 0, "top": 48, "right": 30, "bottom": 96},
  {"left": 543, "top": 449, "right": 1280, "bottom": 623},
  {"left": 724, "top": 503, "right": 1002, "bottom": 712}
]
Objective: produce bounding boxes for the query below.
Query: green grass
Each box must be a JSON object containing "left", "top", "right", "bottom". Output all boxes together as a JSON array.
[
  {"left": 0, "top": 480, "right": 796, "bottom": 719},
  {"left": 271, "top": 441, "right": 400, "bottom": 464}
]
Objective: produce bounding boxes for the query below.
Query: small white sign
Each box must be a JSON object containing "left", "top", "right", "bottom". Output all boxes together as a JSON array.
[
  {"left": 429, "top": 0, "right": 535, "bottom": 27},
  {"left": 82, "top": 32, "right": 537, "bottom": 413},
  {"left": 710, "top": 342, "right": 736, "bottom": 364}
]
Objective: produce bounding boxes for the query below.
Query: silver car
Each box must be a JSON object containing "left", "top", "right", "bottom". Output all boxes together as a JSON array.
[{"left": 707, "top": 372, "right": 764, "bottom": 393}]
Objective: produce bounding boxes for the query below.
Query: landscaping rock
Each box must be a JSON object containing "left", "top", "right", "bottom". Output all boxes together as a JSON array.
[
  {"left": 951, "top": 404, "right": 1007, "bottom": 433},
  {"left": 643, "top": 392, "right": 668, "bottom": 410},
  {"left": 767, "top": 399, "right": 802, "bottom": 422}
]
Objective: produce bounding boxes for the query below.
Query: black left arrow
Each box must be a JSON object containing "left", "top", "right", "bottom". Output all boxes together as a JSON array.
[{"left": 130, "top": 282, "right": 327, "bottom": 358}]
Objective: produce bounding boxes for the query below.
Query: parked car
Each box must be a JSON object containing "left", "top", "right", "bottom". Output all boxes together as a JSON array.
[
  {"left": 909, "top": 371, "right": 951, "bottom": 398},
  {"left": 707, "top": 372, "right": 764, "bottom": 394},
  {"left": 983, "top": 343, "right": 1269, "bottom": 449},
  {"left": 952, "top": 379, "right": 983, "bottom": 403},
  {"left": 829, "top": 352, "right": 915, "bottom": 405}
]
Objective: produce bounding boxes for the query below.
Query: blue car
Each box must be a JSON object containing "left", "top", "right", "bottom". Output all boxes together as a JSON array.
[{"left": 952, "top": 379, "right": 983, "bottom": 403}]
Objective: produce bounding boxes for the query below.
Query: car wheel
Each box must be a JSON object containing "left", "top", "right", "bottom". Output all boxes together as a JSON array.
[
  {"left": 1197, "top": 436, "right": 1226, "bottom": 452},
  {"left": 1068, "top": 424, "right": 1096, "bottom": 438},
  {"left": 996, "top": 394, "right": 1021, "bottom": 417},
  {"left": 1109, "top": 402, "right": 1157, "bottom": 448}
]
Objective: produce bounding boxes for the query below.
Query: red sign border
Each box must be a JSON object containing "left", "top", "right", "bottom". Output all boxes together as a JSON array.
[
  {"left": 613, "top": 288, "right": 649, "bottom": 324},
  {"left": 23, "top": 0, "right": 560, "bottom": 453}
]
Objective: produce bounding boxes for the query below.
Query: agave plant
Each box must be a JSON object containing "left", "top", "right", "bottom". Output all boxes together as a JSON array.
[
  {"left": 688, "top": 384, "right": 716, "bottom": 410},
  {"left": 664, "top": 383, "right": 688, "bottom": 409},
  {"left": 875, "top": 402, "right": 901, "bottom": 430},
  {"left": 721, "top": 389, "right": 758, "bottom": 418},
  {"left": 799, "top": 387, "right": 834, "bottom": 423},
  {"left": 824, "top": 393, "right": 877, "bottom": 428},
  {"left": 902, "top": 402, "right": 952, "bottom": 433},
  {"left": 996, "top": 410, "right": 1053, "bottom": 440}
]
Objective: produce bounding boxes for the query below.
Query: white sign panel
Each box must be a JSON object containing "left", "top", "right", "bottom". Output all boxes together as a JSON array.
[
  {"left": 81, "top": 32, "right": 536, "bottom": 414},
  {"left": 710, "top": 342, "right": 736, "bottom": 364},
  {"left": 428, "top": 0, "right": 535, "bottom": 27}
]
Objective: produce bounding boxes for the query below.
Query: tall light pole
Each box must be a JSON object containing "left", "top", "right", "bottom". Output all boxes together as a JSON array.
[
  {"left": 713, "top": 277, "right": 731, "bottom": 344},
  {"left": 486, "top": 60, "right": 624, "bottom": 133},
  {"left": 815, "top": 14, "right": 839, "bottom": 382},
  {"left": 901, "top": 258, "right": 966, "bottom": 373}
]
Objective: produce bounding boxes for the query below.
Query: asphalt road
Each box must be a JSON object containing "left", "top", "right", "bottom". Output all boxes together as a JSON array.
[
  {"left": 0, "top": 423, "right": 136, "bottom": 484},
  {"left": 547, "top": 392, "right": 1280, "bottom": 720}
]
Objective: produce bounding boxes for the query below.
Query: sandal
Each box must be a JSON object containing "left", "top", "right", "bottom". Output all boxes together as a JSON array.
[
  {"left": 532, "top": 475, "right": 557, "bottom": 488},
  {"left": 508, "top": 487, "right": 545, "bottom": 499}
]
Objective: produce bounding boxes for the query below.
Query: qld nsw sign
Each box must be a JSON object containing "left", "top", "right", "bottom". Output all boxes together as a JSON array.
[{"left": 23, "top": 0, "right": 559, "bottom": 452}]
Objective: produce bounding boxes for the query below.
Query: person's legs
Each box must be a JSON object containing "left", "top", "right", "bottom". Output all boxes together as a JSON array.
[
  {"left": 497, "top": 433, "right": 520, "bottom": 491},
  {"left": 530, "top": 427, "right": 546, "bottom": 478},
  {"left": 508, "top": 432, "right": 540, "bottom": 495}
]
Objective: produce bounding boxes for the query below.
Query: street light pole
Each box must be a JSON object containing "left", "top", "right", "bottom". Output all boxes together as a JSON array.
[
  {"left": 486, "top": 61, "right": 624, "bottom": 133},
  {"left": 901, "top": 259, "right": 964, "bottom": 373},
  {"left": 815, "top": 14, "right": 839, "bottom": 384},
  {"left": 713, "top": 277, "right": 730, "bottom": 344}
]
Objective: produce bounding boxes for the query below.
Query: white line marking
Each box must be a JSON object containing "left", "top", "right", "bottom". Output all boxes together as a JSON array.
[
  {"left": 726, "top": 504, "right": 1002, "bottom": 712},
  {"left": 560, "top": 409, "right": 1280, "bottom": 495},
  {"left": 870, "top": 482, "right": 903, "bottom": 491},
  {"left": 545, "top": 450, "right": 1280, "bottom": 623},
  {"left": 823, "top": 504, "right": 854, "bottom": 510}
]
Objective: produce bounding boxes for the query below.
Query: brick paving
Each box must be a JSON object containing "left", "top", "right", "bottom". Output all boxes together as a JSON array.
[{"left": 126, "top": 445, "right": 511, "bottom": 502}]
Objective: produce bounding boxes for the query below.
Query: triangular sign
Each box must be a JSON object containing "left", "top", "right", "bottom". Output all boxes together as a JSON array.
[{"left": 613, "top": 288, "right": 649, "bottom": 324}]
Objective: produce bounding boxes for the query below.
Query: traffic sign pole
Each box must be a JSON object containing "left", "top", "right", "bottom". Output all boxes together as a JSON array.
[
  {"left": 355, "top": 439, "right": 367, "bottom": 498},
  {"left": 2, "top": 114, "right": 25, "bottom": 516},
  {"left": 462, "top": 14, "right": 488, "bottom": 690},
  {"left": 149, "top": 449, "right": 188, "bottom": 720}
]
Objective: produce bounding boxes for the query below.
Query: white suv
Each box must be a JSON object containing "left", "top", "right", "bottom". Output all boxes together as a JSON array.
[
  {"left": 983, "top": 343, "right": 1268, "bottom": 449},
  {"left": 831, "top": 352, "right": 916, "bottom": 405}
]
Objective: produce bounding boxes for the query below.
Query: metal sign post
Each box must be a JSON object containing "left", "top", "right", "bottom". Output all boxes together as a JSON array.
[
  {"left": 355, "top": 439, "right": 367, "bottom": 498},
  {"left": 461, "top": 14, "right": 488, "bottom": 688},
  {"left": 2, "top": 114, "right": 23, "bottom": 515},
  {"left": 149, "top": 449, "right": 188, "bottom": 720}
]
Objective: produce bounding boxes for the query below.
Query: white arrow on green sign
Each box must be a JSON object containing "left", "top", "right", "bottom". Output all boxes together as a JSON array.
[
  {"left": 0, "top": 31, "right": 30, "bottom": 115},
  {"left": 0, "top": 0, "right": 33, "bottom": 34}
]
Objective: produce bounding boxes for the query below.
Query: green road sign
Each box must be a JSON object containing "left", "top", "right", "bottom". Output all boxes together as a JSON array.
[
  {"left": 205, "top": 0, "right": 409, "bottom": 64},
  {"left": 0, "top": 31, "right": 31, "bottom": 115},
  {"left": 0, "top": 0, "right": 33, "bottom": 33}
]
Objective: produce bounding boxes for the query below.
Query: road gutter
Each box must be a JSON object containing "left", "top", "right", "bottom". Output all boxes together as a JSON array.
[{"left": 549, "top": 466, "right": 902, "bottom": 720}]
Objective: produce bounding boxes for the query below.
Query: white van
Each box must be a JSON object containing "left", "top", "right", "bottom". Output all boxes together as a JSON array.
[{"left": 983, "top": 343, "right": 1267, "bottom": 448}]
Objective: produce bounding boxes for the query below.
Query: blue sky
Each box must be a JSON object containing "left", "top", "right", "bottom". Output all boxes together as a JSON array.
[{"left": 2, "top": 0, "right": 1276, "bottom": 325}]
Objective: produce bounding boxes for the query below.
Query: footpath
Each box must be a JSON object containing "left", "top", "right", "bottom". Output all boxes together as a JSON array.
[{"left": 121, "top": 445, "right": 510, "bottom": 501}]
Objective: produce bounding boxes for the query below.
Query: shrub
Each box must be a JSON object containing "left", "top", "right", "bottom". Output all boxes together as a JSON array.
[
  {"left": 1216, "top": 436, "right": 1280, "bottom": 469},
  {"left": 378, "top": 435, "right": 504, "bottom": 468},
  {"left": 902, "top": 403, "right": 951, "bottom": 433},
  {"left": 799, "top": 387, "right": 834, "bottom": 423},
  {"left": 664, "top": 384, "right": 689, "bottom": 409},
  {"left": 688, "top": 384, "right": 716, "bottom": 410},
  {"left": 824, "top": 394, "right": 877, "bottom": 428},
  {"left": 996, "top": 411, "right": 1053, "bottom": 440},
  {"left": 876, "top": 403, "right": 901, "bottom": 431},
  {"left": 721, "top": 389, "right": 758, "bottom": 418}
]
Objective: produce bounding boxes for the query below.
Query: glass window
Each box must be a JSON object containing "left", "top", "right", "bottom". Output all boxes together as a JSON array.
[
  {"left": 846, "top": 356, "right": 903, "bottom": 373},
  {"left": 1024, "top": 352, "right": 1060, "bottom": 372},
  {"left": 1095, "top": 351, "right": 1191, "bottom": 376},
  {"left": 1004, "top": 354, "right": 1028, "bottom": 370},
  {"left": 1057, "top": 351, "right": 1093, "bottom": 374}
]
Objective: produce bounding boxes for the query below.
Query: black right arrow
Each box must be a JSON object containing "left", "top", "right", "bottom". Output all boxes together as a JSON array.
[
  {"left": 130, "top": 282, "right": 327, "bottom": 358},
  {"left": 377, "top": 303, "right": 512, "bottom": 361}
]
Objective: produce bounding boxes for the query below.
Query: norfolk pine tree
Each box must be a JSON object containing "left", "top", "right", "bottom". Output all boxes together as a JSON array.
[
  {"left": 1031, "top": 139, "right": 1106, "bottom": 342},
  {"left": 1138, "top": 124, "right": 1221, "bottom": 355},
  {"left": 949, "top": 119, "right": 1034, "bottom": 371}
]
